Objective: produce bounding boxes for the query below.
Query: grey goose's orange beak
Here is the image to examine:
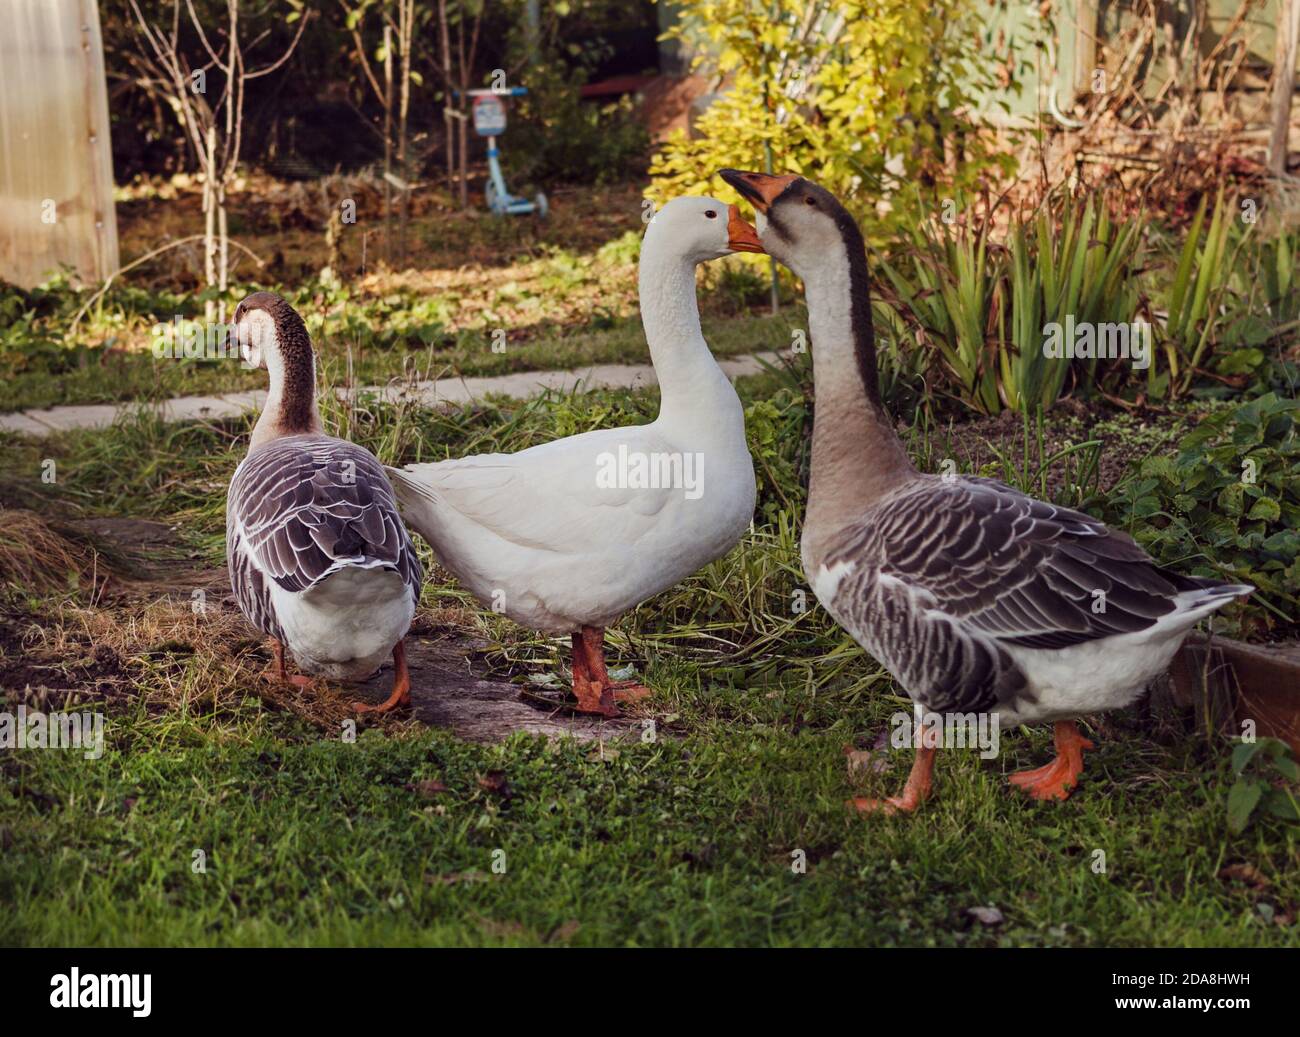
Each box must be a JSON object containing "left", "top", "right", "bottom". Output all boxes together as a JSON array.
[
  {"left": 719, "top": 169, "right": 801, "bottom": 213},
  {"left": 726, "top": 205, "right": 764, "bottom": 253}
]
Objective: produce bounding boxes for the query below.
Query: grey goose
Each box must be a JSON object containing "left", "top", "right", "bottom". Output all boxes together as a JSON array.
[
  {"left": 720, "top": 168, "right": 1252, "bottom": 812},
  {"left": 227, "top": 292, "right": 422, "bottom": 713}
]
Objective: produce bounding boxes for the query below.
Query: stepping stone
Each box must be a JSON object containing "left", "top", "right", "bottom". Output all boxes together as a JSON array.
[{"left": 351, "top": 635, "right": 638, "bottom": 744}]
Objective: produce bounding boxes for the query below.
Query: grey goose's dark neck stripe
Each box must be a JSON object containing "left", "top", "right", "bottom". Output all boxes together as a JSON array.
[
  {"left": 268, "top": 301, "right": 317, "bottom": 433},
  {"left": 831, "top": 207, "right": 882, "bottom": 412},
  {"left": 766, "top": 187, "right": 883, "bottom": 412}
]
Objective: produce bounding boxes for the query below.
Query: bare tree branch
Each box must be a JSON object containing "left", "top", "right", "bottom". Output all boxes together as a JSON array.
[{"left": 244, "top": 9, "right": 311, "bottom": 79}]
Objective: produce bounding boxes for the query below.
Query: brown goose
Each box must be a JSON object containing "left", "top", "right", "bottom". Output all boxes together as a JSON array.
[
  {"left": 227, "top": 292, "right": 423, "bottom": 713},
  {"left": 720, "top": 169, "right": 1252, "bottom": 813}
]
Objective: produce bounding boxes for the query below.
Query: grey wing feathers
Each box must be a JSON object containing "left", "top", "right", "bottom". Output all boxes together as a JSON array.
[
  {"left": 227, "top": 435, "right": 423, "bottom": 639},
  {"left": 824, "top": 475, "right": 1228, "bottom": 712}
]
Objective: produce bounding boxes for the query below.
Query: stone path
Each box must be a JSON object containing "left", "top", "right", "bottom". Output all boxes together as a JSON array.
[{"left": 0, "top": 351, "right": 785, "bottom": 437}]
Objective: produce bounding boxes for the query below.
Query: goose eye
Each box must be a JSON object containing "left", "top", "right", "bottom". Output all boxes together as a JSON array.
[
  {"left": 704, "top": 210, "right": 717, "bottom": 219},
  {"left": 805, "top": 196, "right": 816, "bottom": 206}
]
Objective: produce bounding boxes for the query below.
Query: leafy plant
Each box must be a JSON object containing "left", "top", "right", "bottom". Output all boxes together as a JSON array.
[
  {"left": 707, "top": 259, "right": 770, "bottom": 314},
  {"left": 1005, "top": 197, "right": 1144, "bottom": 412},
  {"left": 982, "top": 409, "right": 1104, "bottom": 512},
  {"left": 507, "top": 61, "right": 650, "bottom": 186},
  {"left": 1203, "top": 225, "right": 1300, "bottom": 399},
  {"left": 594, "top": 230, "right": 641, "bottom": 267},
  {"left": 878, "top": 210, "right": 999, "bottom": 413},
  {"left": 875, "top": 188, "right": 1297, "bottom": 415},
  {"left": 1159, "top": 188, "right": 1237, "bottom": 398},
  {"left": 1256, "top": 226, "right": 1299, "bottom": 326},
  {"left": 878, "top": 191, "right": 1146, "bottom": 415},
  {"left": 1150, "top": 197, "right": 1300, "bottom": 401},
  {"left": 1103, "top": 393, "right": 1300, "bottom": 638},
  {"left": 1227, "top": 737, "right": 1300, "bottom": 834}
]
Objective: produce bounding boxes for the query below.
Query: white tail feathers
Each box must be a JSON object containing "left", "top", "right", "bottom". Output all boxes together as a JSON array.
[
  {"left": 1171, "top": 582, "right": 1253, "bottom": 627},
  {"left": 385, "top": 465, "right": 440, "bottom": 507}
]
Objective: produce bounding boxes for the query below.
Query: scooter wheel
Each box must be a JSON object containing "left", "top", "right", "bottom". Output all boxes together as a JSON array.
[{"left": 534, "top": 192, "right": 548, "bottom": 219}]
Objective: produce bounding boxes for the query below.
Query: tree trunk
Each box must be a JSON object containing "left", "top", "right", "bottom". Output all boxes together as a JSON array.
[
  {"left": 457, "top": 14, "right": 468, "bottom": 209},
  {"left": 397, "top": 1, "right": 411, "bottom": 263},
  {"left": 203, "top": 126, "right": 217, "bottom": 321},
  {"left": 439, "top": 0, "right": 453, "bottom": 197},
  {"left": 217, "top": 188, "right": 229, "bottom": 317},
  {"left": 383, "top": 19, "right": 394, "bottom": 264}
]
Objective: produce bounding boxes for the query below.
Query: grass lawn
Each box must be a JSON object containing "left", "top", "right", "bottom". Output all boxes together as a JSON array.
[
  {"left": 2, "top": 372, "right": 1296, "bottom": 947},
  {"left": 1, "top": 311, "right": 796, "bottom": 415},
  {"left": 4, "top": 689, "right": 1288, "bottom": 947},
  {"left": 2, "top": 180, "right": 795, "bottom": 413}
]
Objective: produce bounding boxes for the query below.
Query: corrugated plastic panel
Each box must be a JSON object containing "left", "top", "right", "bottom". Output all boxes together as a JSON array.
[{"left": 0, "top": 0, "right": 118, "bottom": 287}]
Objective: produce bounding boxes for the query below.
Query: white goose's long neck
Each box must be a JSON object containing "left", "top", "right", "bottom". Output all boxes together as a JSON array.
[
  {"left": 800, "top": 233, "right": 915, "bottom": 565},
  {"left": 638, "top": 243, "right": 735, "bottom": 429}
]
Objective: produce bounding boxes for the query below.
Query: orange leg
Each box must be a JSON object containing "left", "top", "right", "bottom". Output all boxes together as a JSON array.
[
  {"left": 570, "top": 631, "right": 612, "bottom": 716},
  {"left": 1009, "top": 720, "right": 1095, "bottom": 801},
  {"left": 263, "top": 639, "right": 314, "bottom": 689},
  {"left": 850, "top": 738, "right": 937, "bottom": 816},
  {"left": 583, "top": 626, "right": 653, "bottom": 704},
  {"left": 570, "top": 626, "right": 653, "bottom": 716},
  {"left": 352, "top": 640, "right": 412, "bottom": 715}
]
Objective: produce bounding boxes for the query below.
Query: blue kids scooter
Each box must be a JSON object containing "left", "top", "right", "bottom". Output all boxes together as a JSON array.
[{"left": 470, "top": 87, "right": 547, "bottom": 218}]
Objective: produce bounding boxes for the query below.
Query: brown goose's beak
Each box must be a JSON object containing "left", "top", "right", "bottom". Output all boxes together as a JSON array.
[
  {"left": 727, "top": 205, "right": 764, "bottom": 253},
  {"left": 719, "top": 169, "right": 800, "bottom": 213}
]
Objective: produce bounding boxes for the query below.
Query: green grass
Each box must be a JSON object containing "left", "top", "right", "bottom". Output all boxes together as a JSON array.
[
  {"left": 2, "top": 183, "right": 792, "bottom": 415},
  {"left": 0, "top": 310, "right": 795, "bottom": 415},
  {"left": 2, "top": 370, "right": 1296, "bottom": 948},
  {"left": 3, "top": 676, "right": 1295, "bottom": 947}
]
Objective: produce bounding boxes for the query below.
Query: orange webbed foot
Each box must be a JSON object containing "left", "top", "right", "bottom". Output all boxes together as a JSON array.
[
  {"left": 609, "top": 681, "right": 652, "bottom": 703},
  {"left": 851, "top": 740, "right": 937, "bottom": 818},
  {"left": 571, "top": 677, "right": 618, "bottom": 717},
  {"left": 351, "top": 694, "right": 409, "bottom": 715},
  {"left": 569, "top": 631, "right": 617, "bottom": 717},
  {"left": 848, "top": 793, "right": 924, "bottom": 816},
  {"left": 263, "top": 639, "right": 315, "bottom": 689},
  {"left": 351, "top": 640, "right": 411, "bottom": 715},
  {"left": 567, "top": 626, "right": 656, "bottom": 716},
  {"left": 1009, "top": 721, "right": 1095, "bottom": 801}
]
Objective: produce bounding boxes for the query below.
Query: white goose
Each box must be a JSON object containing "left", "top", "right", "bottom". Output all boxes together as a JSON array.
[
  {"left": 721, "top": 169, "right": 1253, "bottom": 811},
  {"left": 227, "top": 292, "right": 423, "bottom": 713},
  {"left": 388, "top": 197, "right": 764, "bottom": 715}
]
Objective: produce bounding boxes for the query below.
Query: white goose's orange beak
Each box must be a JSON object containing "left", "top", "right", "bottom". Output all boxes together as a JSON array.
[{"left": 727, "top": 205, "right": 764, "bottom": 253}]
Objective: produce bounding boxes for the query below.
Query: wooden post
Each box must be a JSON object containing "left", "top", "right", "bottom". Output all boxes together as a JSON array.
[
  {"left": 1074, "top": 0, "right": 1098, "bottom": 98},
  {"left": 79, "top": 0, "right": 119, "bottom": 284},
  {"left": 439, "top": 0, "right": 454, "bottom": 197},
  {"left": 1268, "top": 0, "right": 1300, "bottom": 176}
]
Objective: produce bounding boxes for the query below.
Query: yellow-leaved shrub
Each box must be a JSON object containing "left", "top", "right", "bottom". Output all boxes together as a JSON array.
[{"left": 648, "top": 0, "right": 1017, "bottom": 239}]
